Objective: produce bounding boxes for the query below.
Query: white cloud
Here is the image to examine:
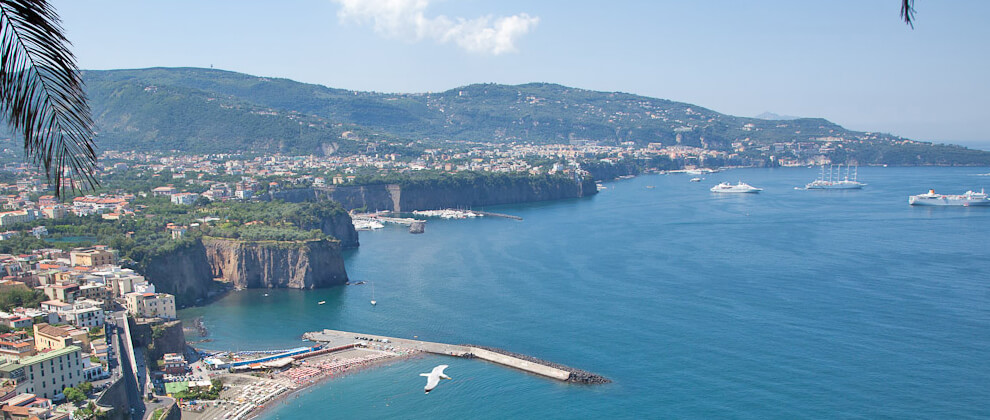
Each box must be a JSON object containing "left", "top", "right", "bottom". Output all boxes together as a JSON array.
[{"left": 332, "top": 0, "right": 539, "bottom": 55}]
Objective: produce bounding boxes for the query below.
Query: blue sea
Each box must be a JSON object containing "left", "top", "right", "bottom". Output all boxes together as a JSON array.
[{"left": 179, "top": 167, "right": 990, "bottom": 419}]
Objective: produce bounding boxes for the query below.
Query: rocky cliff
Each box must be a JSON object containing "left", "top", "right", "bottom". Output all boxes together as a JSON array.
[
  {"left": 260, "top": 191, "right": 360, "bottom": 248},
  {"left": 301, "top": 211, "right": 359, "bottom": 249},
  {"left": 129, "top": 319, "right": 186, "bottom": 364},
  {"left": 320, "top": 185, "right": 397, "bottom": 212},
  {"left": 322, "top": 176, "right": 597, "bottom": 212},
  {"left": 143, "top": 241, "right": 216, "bottom": 307},
  {"left": 398, "top": 176, "right": 597, "bottom": 211},
  {"left": 203, "top": 237, "right": 348, "bottom": 289}
]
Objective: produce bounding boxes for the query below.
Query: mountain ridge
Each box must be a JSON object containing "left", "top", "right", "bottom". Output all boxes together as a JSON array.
[{"left": 69, "top": 67, "right": 990, "bottom": 165}]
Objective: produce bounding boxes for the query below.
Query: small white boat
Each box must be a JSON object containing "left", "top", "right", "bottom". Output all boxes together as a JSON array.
[
  {"left": 690, "top": 177, "right": 702, "bottom": 182},
  {"left": 370, "top": 282, "right": 377, "bottom": 306},
  {"left": 318, "top": 301, "right": 326, "bottom": 305},
  {"left": 710, "top": 181, "right": 762, "bottom": 193}
]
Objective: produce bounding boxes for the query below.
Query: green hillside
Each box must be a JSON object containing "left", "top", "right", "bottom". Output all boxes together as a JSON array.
[{"left": 73, "top": 67, "right": 990, "bottom": 165}]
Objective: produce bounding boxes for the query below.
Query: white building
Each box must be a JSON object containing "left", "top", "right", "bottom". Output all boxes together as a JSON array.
[
  {"left": 0, "top": 209, "right": 37, "bottom": 227},
  {"left": 0, "top": 345, "right": 83, "bottom": 400},
  {"left": 81, "top": 357, "right": 109, "bottom": 382},
  {"left": 170, "top": 192, "right": 199, "bottom": 205},
  {"left": 124, "top": 292, "right": 176, "bottom": 320},
  {"left": 133, "top": 281, "right": 155, "bottom": 294},
  {"left": 58, "top": 302, "right": 104, "bottom": 329}
]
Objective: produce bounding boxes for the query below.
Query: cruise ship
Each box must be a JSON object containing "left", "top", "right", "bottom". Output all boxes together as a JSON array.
[
  {"left": 710, "top": 182, "right": 762, "bottom": 193},
  {"left": 805, "top": 164, "right": 865, "bottom": 189},
  {"left": 908, "top": 189, "right": 990, "bottom": 206}
]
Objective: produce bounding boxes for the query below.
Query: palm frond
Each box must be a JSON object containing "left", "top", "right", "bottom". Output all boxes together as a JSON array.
[
  {"left": 900, "top": 0, "right": 916, "bottom": 29},
  {"left": 1, "top": 0, "right": 96, "bottom": 197}
]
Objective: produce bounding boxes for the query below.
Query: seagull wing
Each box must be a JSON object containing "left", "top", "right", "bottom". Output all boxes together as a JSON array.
[
  {"left": 432, "top": 365, "right": 449, "bottom": 376},
  {"left": 424, "top": 373, "right": 440, "bottom": 391},
  {"left": 423, "top": 365, "right": 449, "bottom": 393}
]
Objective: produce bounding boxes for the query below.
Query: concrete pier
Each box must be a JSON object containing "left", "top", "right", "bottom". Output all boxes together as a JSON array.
[
  {"left": 304, "top": 329, "right": 578, "bottom": 382},
  {"left": 473, "top": 211, "right": 523, "bottom": 220}
]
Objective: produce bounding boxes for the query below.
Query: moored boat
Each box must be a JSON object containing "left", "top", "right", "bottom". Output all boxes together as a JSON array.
[
  {"left": 710, "top": 182, "right": 762, "bottom": 193},
  {"left": 805, "top": 164, "right": 865, "bottom": 189},
  {"left": 908, "top": 189, "right": 990, "bottom": 206}
]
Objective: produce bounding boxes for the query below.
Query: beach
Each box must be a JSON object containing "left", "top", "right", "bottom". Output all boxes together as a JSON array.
[{"left": 179, "top": 344, "right": 421, "bottom": 420}]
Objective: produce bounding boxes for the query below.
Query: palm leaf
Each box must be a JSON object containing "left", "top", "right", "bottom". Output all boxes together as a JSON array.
[
  {"left": 1, "top": 0, "right": 96, "bottom": 197},
  {"left": 900, "top": 0, "right": 916, "bottom": 28}
]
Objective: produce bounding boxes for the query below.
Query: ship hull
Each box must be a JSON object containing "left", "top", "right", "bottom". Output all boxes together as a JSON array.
[
  {"left": 908, "top": 197, "right": 990, "bottom": 206},
  {"left": 806, "top": 182, "right": 864, "bottom": 190}
]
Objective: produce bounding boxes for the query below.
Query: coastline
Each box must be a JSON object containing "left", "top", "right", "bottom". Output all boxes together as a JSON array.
[
  {"left": 242, "top": 351, "right": 421, "bottom": 420},
  {"left": 179, "top": 345, "right": 423, "bottom": 420}
]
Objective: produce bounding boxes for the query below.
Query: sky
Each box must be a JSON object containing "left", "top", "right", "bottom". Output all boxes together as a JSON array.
[{"left": 53, "top": 0, "right": 990, "bottom": 148}]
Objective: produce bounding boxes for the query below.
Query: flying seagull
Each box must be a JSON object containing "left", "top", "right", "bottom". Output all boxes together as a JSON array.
[{"left": 420, "top": 365, "right": 452, "bottom": 394}]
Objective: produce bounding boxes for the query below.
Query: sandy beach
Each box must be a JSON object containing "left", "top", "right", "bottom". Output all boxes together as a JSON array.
[{"left": 180, "top": 346, "right": 421, "bottom": 420}]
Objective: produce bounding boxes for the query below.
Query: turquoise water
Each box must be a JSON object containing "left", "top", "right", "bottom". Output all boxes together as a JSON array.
[{"left": 180, "top": 167, "right": 990, "bottom": 419}]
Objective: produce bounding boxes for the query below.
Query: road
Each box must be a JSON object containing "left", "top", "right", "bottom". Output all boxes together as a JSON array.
[{"left": 108, "top": 311, "right": 146, "bottom": 419}]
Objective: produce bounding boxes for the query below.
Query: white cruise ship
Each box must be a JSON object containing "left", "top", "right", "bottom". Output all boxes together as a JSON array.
[
  {"left": 710, "top": 182, "right": 762, "bottom": 193},
  {"left": 909, "top": 189, "right": 990, "bottom": 206}
]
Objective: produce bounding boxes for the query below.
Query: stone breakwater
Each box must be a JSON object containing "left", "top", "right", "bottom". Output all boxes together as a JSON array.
[
  {"left": 305, "top": 329, "right": 609, "bottom": 385},
  {"left": 463, "top": 344, "right": 611, "bottom": 384}
]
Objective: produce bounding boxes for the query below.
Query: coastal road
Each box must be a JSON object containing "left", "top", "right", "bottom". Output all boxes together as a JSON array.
[{"left": 111, "top": 311, "right": 146, "bottom": 419}]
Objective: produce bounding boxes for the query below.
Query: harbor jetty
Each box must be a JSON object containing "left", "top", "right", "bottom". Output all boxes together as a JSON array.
[
  {"left": 303, "top": 329, "right": 608, "bottom": 384},
  {"left": 473, "top": 210, "right": 523, "bottom": 220}
]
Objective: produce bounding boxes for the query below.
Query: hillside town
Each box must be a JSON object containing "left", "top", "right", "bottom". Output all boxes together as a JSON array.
[
  {"left": 0, "top": 245, "right": 177, "bottom": 419},
  {"left": 0, "top": 137, "right": 851, "bottom": 200},
  {"left": 0, "top": 132, "right": 955, "bottom": 420}
]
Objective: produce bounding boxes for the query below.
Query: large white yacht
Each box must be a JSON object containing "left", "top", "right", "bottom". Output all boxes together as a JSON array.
[
  {"left": 805, "top": 164, "right": 865, "bottom": 190},
  {"left": 710, "top": 182, "right": 762, "bottom": 193}
]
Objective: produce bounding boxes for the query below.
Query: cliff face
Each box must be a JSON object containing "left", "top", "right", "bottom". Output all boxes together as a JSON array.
[
  {"left": 260, "top": 190, "right": 360, "bottom": 248},
  {"left": 129, "top": 319, "right": 186, "bottom": 363},
  {"left": 303, "top": 211, "right": 359, "bottom": 249},
  {"left": 398, "top": 178, "right": 591, "bottom": 210},
  {"left": 143, "top": 241, "right": 215, "bottom": 307},
  {"left": 322, "top": 185, "right": 397, "bottom": 212},
  {"left": 324, "top": 177, "right": 597, "bottom": 212},
  {"left": 203, "top": 237, "right": 348, "bottom": 289}
]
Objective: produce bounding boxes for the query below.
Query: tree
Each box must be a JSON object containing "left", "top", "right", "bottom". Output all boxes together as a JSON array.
[
  {"left": 0, "top": 0, "right": 96, "bottom": 196},
  {"left": 77, "top": 381, "right": 94, "bottom": 394},
  {"left": 63, "top": 386, "right": 86, "bottom": 404}
]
